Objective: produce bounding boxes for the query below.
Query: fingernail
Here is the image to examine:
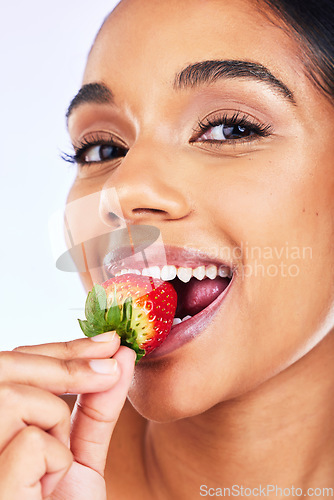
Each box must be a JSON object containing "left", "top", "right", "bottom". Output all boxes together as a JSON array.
[
  {"left": 89, "top": 358, "right": 118, "bottom": 374},
  {"left": 90, "top": 331, "right": 118, "bottom": 342}
]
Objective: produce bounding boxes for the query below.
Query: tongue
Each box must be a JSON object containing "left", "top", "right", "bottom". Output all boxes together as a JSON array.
[{"left": 173, "top": 277, "right": 230, "bottom": 317}]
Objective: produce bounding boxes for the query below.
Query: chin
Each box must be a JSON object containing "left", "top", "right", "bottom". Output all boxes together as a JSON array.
[
  {"left": 126, "top": 363, "right": 183, "bottom": 422},
  {"left": 127, "top": 385, "right": 202, "bottom": 423},
  {"left": 126, "top": 356, "right": 226, "bottom": 423}
]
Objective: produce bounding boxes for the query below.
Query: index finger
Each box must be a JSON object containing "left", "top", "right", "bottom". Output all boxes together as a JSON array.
[
  {"left": 0, "top": 347, "right": 121, "bottom": 396},
  {"left": 14, "top": 331, "right": 120, "bottom": 360}
]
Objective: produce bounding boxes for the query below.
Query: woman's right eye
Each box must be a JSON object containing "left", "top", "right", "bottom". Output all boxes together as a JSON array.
[{"left": 77, "top": 143, "right": 128, "bottom": 164}]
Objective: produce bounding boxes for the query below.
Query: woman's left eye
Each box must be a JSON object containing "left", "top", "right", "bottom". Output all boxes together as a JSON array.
[
  {"left": 200, "top": 123, "right": 255, "bottom": 141},
  {"left": 192, "top": 112, "right": 271, "bottom": 145}
]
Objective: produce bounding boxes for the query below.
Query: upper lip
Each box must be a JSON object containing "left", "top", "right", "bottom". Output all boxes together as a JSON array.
[{"left": 103, "top": 244, "right": 235, "bottom": 276}]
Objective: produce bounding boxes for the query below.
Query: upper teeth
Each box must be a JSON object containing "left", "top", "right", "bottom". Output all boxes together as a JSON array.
[
  {"left": 193, "top": 266, "right": 206, "bottom": 280},
  {"left": 161, "top": 265, "right": 177, "bottom": 281},
  {"left": 177, "top": 267, "right": 192, "bottom": 283},
  {"left": 111, "top": 264, "right": 231, "bottom": 282},
  {"left": 142, "top": 266, "right": 161, "bottom": 279}
]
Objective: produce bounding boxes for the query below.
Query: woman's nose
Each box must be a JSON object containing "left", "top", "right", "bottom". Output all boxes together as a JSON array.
[{"left": 99, "top": 143, "right": 193, "bottom": 226}]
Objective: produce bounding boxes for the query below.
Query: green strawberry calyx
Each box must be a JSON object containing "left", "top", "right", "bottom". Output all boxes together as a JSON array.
[{"left": 78, "top": 283, "right": 146, "bottom": 362}]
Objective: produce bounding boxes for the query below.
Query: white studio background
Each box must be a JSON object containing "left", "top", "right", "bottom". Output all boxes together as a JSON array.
[{"left": 0, "top": 2, "right": 120, "bottom": 350}]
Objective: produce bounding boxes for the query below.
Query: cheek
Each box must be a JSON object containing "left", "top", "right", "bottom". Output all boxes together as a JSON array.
[
  {"left": 205, "top": 142, "right": 334, "bottom": 280},
  {"left": 182, "top": 146, "right": 334, "bottom": 403},
  {"left": 208, "top": 144, "right": 334, "bottom": 350}
]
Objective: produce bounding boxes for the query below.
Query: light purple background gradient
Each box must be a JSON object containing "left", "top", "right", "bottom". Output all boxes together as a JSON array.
[{"left": 0, "top": 2, "right": 119, "bottom": 349}]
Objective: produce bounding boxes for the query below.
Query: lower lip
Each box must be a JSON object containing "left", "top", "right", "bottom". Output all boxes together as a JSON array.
[{"left": 144, "top": 274, "right": 235, "bottom": 360}]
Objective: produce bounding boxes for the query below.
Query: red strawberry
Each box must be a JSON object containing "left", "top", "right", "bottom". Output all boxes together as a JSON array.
[{"left": 78, "top": 274, "right": 177, "bottom": 361}]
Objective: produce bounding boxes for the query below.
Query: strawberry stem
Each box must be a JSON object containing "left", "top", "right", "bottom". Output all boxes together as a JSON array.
[{"left": 78, "top": 284, "right": 145, "bottom": 362}]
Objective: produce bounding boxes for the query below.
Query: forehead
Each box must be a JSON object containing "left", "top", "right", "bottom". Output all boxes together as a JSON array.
[{"left": 83, "top": 0, "right": 303, "bottom": 96}]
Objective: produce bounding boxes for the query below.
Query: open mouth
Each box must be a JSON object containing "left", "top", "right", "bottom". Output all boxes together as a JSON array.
[
  {"left": 105, "top": 263, "right": 233, "bottom": 323},
  {"left": 168, "top": 267, "right": 231, "bottom": 323},
  {"left": 103, "top": 254, "right": 235, "bottom": 358}
]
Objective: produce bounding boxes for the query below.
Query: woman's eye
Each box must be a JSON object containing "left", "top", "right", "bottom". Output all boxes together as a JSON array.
[
  {"left": 200, "top": 123, "right": 255, "bottom": 141},
  {"left": 80, "top": 143, "right": 127, "bottom": 163}
]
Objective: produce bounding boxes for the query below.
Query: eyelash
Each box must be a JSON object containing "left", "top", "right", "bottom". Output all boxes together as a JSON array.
[
  {"left": 62, "top": 112, "right": 271, "bottom": 166},
  {"left": 192, "top": 111, "right": 272, "bottom": 143},
  {"left": 62, "top": 132, "right": 128, "bottom": 166}
]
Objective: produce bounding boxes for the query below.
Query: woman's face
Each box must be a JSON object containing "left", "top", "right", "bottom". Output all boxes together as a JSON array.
[{"left": 67, "top": 0, "right": 334, "bottom": 421}]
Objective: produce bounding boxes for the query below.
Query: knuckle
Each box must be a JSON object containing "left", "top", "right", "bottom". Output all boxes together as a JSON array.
[
  {"left": 78, "top": 401, "right": 117, "bottom": 425},
  {"left": 0, "top": 351, "right": 13, "bottom": 378},
  {"left": 63, "top": 341, "right": 76, "bottom": 359},
  {"left": 21, "top": 426, "right": 44, "bottom": 448},
  {"left": 60, "top": 359, "right": 82, "bottom": 392},
  {"left": 0, "top": 383, "right": 18, "bottom": 408},
  {"left": 61, "top": 358, "right": 76, "bottom": 378}
]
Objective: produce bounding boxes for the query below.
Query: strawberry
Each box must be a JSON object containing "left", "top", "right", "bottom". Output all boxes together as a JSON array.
[{"left": 78, "top": 274, "right": 177, "bottom": 361}]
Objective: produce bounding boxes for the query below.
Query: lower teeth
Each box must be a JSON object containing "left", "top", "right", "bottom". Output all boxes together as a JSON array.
[{"left": 172, "top": 315, "right": 192, "bottom": 325}]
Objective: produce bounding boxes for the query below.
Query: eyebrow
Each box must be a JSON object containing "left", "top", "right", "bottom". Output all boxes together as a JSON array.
[
  {"left": 174, "top": 60, "right": 296, "bottom": 104},
  {"left": 66, "top": 59, "right": 295, "bottom": 121},
  {"left": 66, "top": 82, "right": 113, "bottom": 121}
]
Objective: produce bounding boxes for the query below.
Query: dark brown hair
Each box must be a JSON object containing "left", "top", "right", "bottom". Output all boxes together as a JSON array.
[{"left": 258, "top": 0, "right": 334, "bottom": 100}]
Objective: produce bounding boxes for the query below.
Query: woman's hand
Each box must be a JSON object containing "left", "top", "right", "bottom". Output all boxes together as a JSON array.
[{"left": 0, "top": 332, "right": 136, "bottom": 499}]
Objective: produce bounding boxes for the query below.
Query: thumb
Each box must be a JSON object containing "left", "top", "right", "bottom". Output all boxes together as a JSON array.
[{"left": 70, "top": 346, "right": 136, "bottom": 476}]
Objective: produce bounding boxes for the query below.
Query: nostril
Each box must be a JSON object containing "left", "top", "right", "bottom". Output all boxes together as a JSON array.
[{"left": 132, "top": 208, "right": 167, "bottom": 216}]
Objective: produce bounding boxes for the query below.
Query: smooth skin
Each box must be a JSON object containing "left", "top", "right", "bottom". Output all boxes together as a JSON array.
[
  {"left": 67, "top": 0, "right": 334, "bottom": 498},
  {"left": 2, "top": 0, "right": 334, "bottom": 498}
]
